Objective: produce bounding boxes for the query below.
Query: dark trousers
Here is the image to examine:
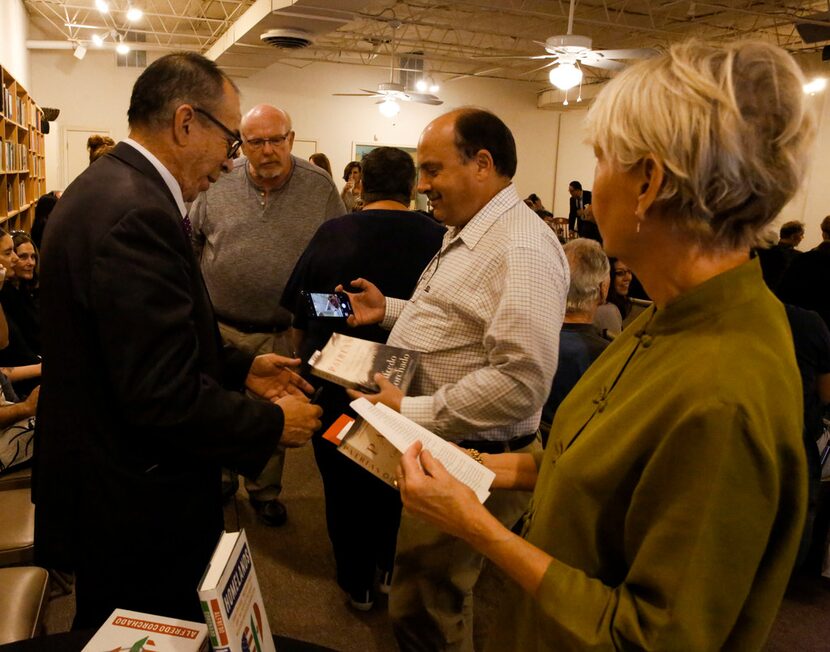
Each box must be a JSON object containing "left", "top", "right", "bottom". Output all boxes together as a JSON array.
[
  {"left": 311, "top": 433, "right": 402, "bottom": 594},
  {"left": 72, "top": 539, "right": 211, "bottom": 630}
]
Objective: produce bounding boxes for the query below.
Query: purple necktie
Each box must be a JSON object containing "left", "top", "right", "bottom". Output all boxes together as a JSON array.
[{"left": 181, "top": 214, "right": 193, "bottom": 242}]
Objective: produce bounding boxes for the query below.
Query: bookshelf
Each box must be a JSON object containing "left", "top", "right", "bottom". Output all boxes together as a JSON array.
[{"left": 0, "top": 64, "right": 46, "bottom": 231}]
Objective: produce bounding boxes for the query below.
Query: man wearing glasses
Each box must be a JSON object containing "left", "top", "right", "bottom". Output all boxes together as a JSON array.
[
  {"left": 34, "top": 53, "right": 321, "bottom": 627},
  {"left": 189, "top": 104, "right": 344, "bottom": 527}
]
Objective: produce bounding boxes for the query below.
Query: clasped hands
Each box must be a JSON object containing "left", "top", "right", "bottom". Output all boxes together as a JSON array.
[{"left": 245, "top": 353, "right": 321, "bottom": 447}]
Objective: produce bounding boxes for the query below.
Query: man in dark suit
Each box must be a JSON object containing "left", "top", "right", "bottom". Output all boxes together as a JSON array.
[
  {"left": 569, "top": 180, "right": 602, "bottom": 242},
  {"left": 33, "top": 53, "right": 322, "bottom": 629}
]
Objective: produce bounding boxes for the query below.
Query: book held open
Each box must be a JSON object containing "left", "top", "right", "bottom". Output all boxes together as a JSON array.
[{"left": 323, "top": 398, "right": 496, "bottom": 503}]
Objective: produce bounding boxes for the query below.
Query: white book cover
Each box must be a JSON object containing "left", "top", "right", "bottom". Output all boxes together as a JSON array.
[
  {"left": 81, "top": 609, "right": 208, "bottom": 652},
  {"left": 350, "top": 398, "right": 496, "bottom": 503},
  {"left": 197, "top": 530, "right": 276, "bottom": 652}
]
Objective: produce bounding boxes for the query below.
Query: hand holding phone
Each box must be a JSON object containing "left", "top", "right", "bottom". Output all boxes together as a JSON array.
[{"left": 301, "top": 291, "right": 354, "bottom": 319}]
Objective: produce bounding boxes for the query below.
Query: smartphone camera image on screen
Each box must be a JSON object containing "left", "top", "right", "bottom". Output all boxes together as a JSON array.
[{"left": 301, "top": 291, "right": 354, "bottom": 319}]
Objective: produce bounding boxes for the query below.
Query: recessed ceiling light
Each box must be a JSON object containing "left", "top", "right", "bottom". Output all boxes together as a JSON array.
[
  {"left": 95, "top": 0, "right": 109, "bottom": 13},
  {"left": 126, "top": 7, "right": 143, "bottom": 22},
  {"left": 116, "top": 42, "right": 131, "bottom": 55}
]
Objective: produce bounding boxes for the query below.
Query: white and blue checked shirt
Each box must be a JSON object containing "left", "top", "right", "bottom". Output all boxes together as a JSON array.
[{"left": 384, "top": 184, "right": 569, "bottom": 442}]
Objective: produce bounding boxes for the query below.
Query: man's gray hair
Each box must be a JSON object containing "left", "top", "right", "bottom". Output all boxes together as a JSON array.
[{"left": 564, "top": 239, "right": 610, "bottom": 314}]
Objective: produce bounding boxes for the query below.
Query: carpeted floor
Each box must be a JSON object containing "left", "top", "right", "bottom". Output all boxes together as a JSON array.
[{"left": 42, "top": 444, "right": 830, "bottom": 651}]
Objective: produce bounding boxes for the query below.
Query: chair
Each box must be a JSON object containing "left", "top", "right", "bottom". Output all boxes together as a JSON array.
[
  {"left": 0, "top": 566, "right": 49, "bottom": 644},
  {"left": 0, "top": 466, "right": 32, "bottom": 491},
  {"left": 0, "top": 488, "right": 35, "bottom": 566},
  {"left": 551, "top": 217, "right": 569, "bottom": 242}
]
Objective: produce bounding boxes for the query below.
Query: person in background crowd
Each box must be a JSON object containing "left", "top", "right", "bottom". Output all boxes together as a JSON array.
[
  {"left": 309, "top": 152, "right": 333, "bottom": 177},
  {"left": 540, "top": 239, "right": 610, "bottom": 442},
  {"left": 341, "top": 160, "right": 363, "bottom": 212},
  {"left": 567, "top": 180, "right": 589, "bottom": 235},
  {"left": 757, "top": 220, "right": 805, "bottom": 292},
  {"left": 0, "top": 231, "right": 40, "bottom": 388},
  {"left": 31, "top": 190, "right": 60, "bottom": 252},
  {"left": 282, "top": 146, "right": 445, "bottom": 612},
  {"left": 607, "top": 257, "right": 633, "bottom": 321},
  {"left": 34, "top": 53, "right": 321, "bottom": 629},
  {"left": 5, "top": 232, "right": 40, "bottom": 356},
  {"left": 395, "top": 39, "right": 811, "bottom": 651},
  {"left": 190, "top": 103, "right": 344, "bottom": 526},
  {"left": 86, "top": 134, "right": 115, "bottom": 165},
  {"left": 342, "top": 108, "right": 568, "bottom": 651},
  {"left": 778, "top": 215, "right": 830, "bottom": 328}
]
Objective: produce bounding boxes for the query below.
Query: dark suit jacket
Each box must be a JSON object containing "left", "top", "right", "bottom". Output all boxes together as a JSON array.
[
  {"left": 33, "top": 143, "right": 283, "bottom": 617},
  {"left": 568, "top": 189, "right": 592, "bottom": 233}
]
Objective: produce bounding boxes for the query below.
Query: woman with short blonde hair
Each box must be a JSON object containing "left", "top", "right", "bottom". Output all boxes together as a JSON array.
[{"left": 396, "top": 40, "right": 813, "bottom": 651}]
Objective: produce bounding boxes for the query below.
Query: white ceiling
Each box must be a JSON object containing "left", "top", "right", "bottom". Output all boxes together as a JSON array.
[{"left": 23, "top": 0, "right": 830, "bottom": 88}]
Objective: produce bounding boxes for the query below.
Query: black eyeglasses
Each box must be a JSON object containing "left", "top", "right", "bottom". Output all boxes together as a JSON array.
[
  {"left": 244, "top": 132, "right": 292, "bottom": 149},
  {"left": 193, "top": 107, "right": 242, "bottom": 160}
]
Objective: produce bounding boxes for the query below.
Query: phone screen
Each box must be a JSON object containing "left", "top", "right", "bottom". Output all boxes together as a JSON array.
[{"left": 304, "top": 292, "right": 353, "bottom": 319}]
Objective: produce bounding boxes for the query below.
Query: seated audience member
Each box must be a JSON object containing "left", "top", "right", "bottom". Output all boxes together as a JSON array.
[
  {"left": 540, "top": 239, "right": 610, "bottom": 442},
  {"left": 0, "top": 230, "right": 40, "bottom": 377},
  {"left": 0, "top": 372, "right": 38, "bottom": 474},
  {"left": 395, "top": 40, "right": 811, "bottom": 650},
  {"left": 282, "top": 146, "right": 445, "bottom": 610},
  {"left": 31, "top": 191, "right": 60, "bottom": 251},
  {"left": 592, "top": 298, "right": 623, "bottom": 339},
  {"left": 607, "top": 257, "right": 633, "bottom": 320},
  {"left": 309, "top": 152, "right": 333, "bottom": 177},
  {"left": 341, "top": 160, "right": 363, "bottom": 212},
  {"left": 526, "top": 193, "right": 553, "bottom": 219},
  {"left": 87, "top": 134, "right": 116, "bottom": 165},
  {"left": 778, "top": 215, "right": 830, "bottom": 328},
  {"left": 4, "top": 232, "right": 40, "bottom": 355}
]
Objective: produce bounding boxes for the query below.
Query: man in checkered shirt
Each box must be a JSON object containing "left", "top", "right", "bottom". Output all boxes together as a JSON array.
[{"left": 343, "top": 108, "right": 569, "bottom": 651}]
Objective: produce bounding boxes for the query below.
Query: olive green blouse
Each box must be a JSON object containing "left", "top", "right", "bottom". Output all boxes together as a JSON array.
[{"left": 489, "top": 258, "right": 807, "bottom": 651}]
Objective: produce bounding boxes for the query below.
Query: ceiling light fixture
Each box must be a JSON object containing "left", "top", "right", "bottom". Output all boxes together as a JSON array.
[
  {"left": 378, "top": 98, "right": 400, "bottom": 118},
  {"left": 116, "top": 40, "right": 131, "bottom": 55},
  {"left": 92, "top": 33, "right": 104, "bottom": 47},
  {"left": 73, "top": 44, "right": 87, "bottom": 60},
  {"left": 126, "top": 7, "right": 143, "bottom": 22},
  {"left": 803, "top": 77, "right": 827, "bottom": 94},
  {"left": 95, "top": 0, "right": 109, "bottom": 13},
  {"left": 549, "top": 62, "right": 582, "bottom": 91},
  {"left": 415, "top": 78, "right": 428, "bottom": 92}
]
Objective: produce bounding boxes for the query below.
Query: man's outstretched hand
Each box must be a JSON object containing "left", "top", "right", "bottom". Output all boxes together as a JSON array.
[{"left": 246, "top": 354, "right": 314, "bottom": 401}]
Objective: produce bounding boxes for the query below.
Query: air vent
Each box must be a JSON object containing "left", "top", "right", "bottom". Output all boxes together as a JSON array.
[
  {"left": 259, "top": 29, "right": 313, "bottom": 49},
  {"left": 795, "top": 12, "right": 830, "bottom": 44}
]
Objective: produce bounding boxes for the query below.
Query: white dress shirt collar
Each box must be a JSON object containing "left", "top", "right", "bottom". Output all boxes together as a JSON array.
[{"left": 123, "top": 138, "right": 187, "bottom": 217}]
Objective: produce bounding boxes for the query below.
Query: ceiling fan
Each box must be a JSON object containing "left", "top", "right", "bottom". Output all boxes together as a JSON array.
[
  {"left": 333, "top": 20, "right": 443, "bottom": 117},
  {"left": 479, "top": 0, "right": 656, "bottom": 99}
]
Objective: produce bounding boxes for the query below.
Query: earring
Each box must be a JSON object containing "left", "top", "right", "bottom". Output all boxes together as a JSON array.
[{"left": 636, "top": 221, "right": 641, "bottom": 234}]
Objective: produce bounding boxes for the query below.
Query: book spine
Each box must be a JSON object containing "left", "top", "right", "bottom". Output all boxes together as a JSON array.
[{"left": 197, "top": 593, "right": 232, "bottom": 652}]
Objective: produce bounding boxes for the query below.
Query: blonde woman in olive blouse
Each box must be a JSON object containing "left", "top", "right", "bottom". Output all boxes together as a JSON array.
[{"left": 396, "top": 40, "right": 813, "bottom": 651}]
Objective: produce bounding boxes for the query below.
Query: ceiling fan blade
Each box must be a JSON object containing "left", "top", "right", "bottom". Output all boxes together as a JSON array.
[
  {"left": 522, "top": 60, "right": 558, "bottom": 77},
  {"left": 333, "top": 93, "right": 378, "bottom": 97},
  {"left": 471, "top": 54, "right": 556, "bottom": 61},
  {"left": 401, "top": 92, "right": 444, "bottom": 105},
  {"left": 581, "top": 57, "right": 626, "bottom": 71},
  {"left": 594, "top": 48, "right": 658, "bottom": 60}
]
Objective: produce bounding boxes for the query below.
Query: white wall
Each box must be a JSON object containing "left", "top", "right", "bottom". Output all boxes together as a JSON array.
[
  {"left": 547, "top": 91, "right": 830, "bottom": 248},
  {"left": 29, "top": 50, "right": 560, "bottom": 202},
  {"left": 0, "top": 0, "right": 30, "bottom": 88}
]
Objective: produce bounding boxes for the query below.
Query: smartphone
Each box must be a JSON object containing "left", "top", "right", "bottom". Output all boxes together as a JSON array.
[{"left": 300, "top": 291, "right": 354, "bottom": 319}]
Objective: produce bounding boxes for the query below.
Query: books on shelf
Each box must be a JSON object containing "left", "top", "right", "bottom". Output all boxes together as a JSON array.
[
  {"left": 81, "top": 608, "right": 208, "bottom": 651},
  {"left": 1, "top": 141, "right": 28, "bottom": 172},
  {"left": 324, "top": 398, "right": 496, "bottom": 503},
  {"left": 308, "top": 333, "right": 419, "bottom": 393},
  {"left": 197, "top": 529, "right": 276, "bottom": 652}
]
